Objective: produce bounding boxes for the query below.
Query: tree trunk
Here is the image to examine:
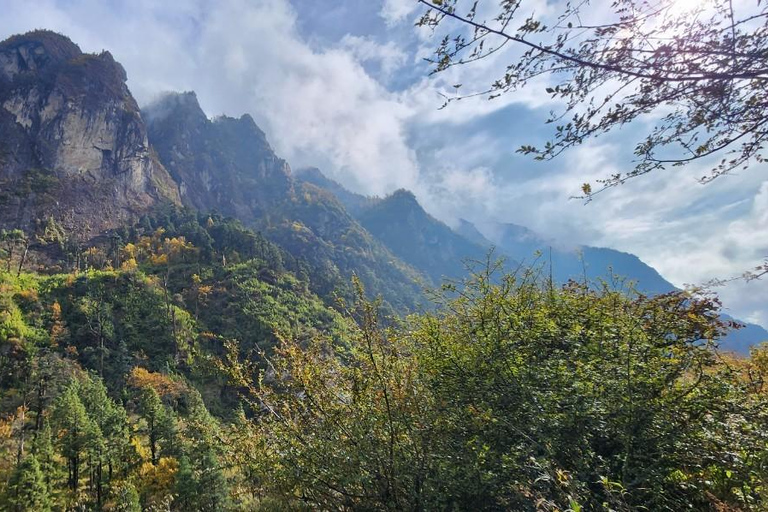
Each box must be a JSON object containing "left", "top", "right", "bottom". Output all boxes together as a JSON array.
[
  {"left": 15, "top": 406, "right": 25, "bottom": 465},
  {"left": 150, "top": 423, "right": 157, "bottom": 465},
  {"left": 97, "top": 460, "right": 103, "bottom": 507},
  {"left": 16, "top": 241, "right": 28, "bottom": 277},
  {"left": 6, "top": 243, "right": 13, "bottom": 272},
  {"left": 34, "top": 378, "right": 47, "bottom": 432},
  {"left": 72, "top": 454, "right": 79, "bottom": 491}
]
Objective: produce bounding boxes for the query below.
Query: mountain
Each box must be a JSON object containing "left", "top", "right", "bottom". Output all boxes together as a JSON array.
[
  {"left": 297, "top": 169, "right": 767, "bottom": 353},
  {"left": 454, "top": 218, "right": 494, "bottom": 248},
  {"left": 476, "top": 220, "right": 768, "bottom": 353},
  {"left": 294, "top": 166, "right": 374, "bottom": 217},
  {"left": 0, "top": 30, "right": 179, "bottom": 237},
  {"left": 144, "top": 91, "right": 291, "bottom": 221},
  {"left": 478, "top": 221, "right": 675, "bottom": 295},
  {"left": 295, "top": 168, "right": 497, "bottom": 283},
  {"left": 355, "top": 189, "right": 492, "bottom": 283},
  {"left": 144, "top": 92, "right": 425, "bottom": 310},
  {"left": 0, "top": 30, "right": 762, "bottom": 352}
]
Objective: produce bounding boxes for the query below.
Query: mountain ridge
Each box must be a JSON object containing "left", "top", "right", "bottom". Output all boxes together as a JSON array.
[
  {"left": 0, "top": 30, "right": 763, "bottom": 352},
  {"left": 297, "top": 167, "right": 768, "bottom": 352},
  {"left": 143, "top": 90, "right": 425, "bottom": 310}
]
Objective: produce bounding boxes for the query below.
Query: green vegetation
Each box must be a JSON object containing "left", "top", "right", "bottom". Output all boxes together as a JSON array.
[
  {"left": 0, "top": 211, "right": 766, "bottom": 511},
  {"left": 237, "top": 268, "right": 768, "bottom": 511}
]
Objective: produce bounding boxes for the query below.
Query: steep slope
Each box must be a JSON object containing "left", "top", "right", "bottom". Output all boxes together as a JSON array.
[
  {"left": 0, "top": 31, "right": 179, "bottom": 237},
  {"left": 145, "top": 92, "right": 425, "bottom": 310},
  {"left": 355, "top": 189, "right": 492, "bottom": 283},
  {"left": 294, "top": 166, "right": 375, "bottom": 217},
  {"left": 144, "top": 91, "right": 291, "bottom": 220},
  {"left": 296, "top": 169, "right": 495, "bottom": 283},
  {"left": 454, "top": 218, "right": 495, "bottom": 248}
]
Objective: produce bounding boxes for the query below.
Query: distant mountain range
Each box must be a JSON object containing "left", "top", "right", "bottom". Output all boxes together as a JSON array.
[
  {"left": 1, "top": 30, "right": 764, "bottom": 353},
  {"left": 296, "top": 168, "right": 768, "bottom": 353}
]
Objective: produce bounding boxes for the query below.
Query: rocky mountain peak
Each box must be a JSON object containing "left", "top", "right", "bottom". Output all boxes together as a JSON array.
[
  {"left": 386, "top": 189, "right": 420, "bottom": 210},
  {"left": 145, "top": 90, "right": 291, "bottom": 220},
  {"left": 0, "top": 30, "right": 179, "bottom": 238},
  {"left": 0, "top": 30, "right": 82, "bottom": 82},
  {"left": 143, "top": 91, "right": 207, "bottom": 127}
]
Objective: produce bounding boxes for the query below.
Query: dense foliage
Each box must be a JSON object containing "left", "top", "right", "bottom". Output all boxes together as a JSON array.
[
  {"left": 237, "top": 268, "right": 768, "bottom": 511},
  {"left": 1, "top": 212, "right": 766, "bottom": 511}
]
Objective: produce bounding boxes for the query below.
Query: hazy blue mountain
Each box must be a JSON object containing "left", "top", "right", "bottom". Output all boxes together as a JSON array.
[
  {"left": 297, "top": 168, "right": 766, "bottom": 353},
  {"left": 474, "top": 220, "right": 768, "bottom": 353},
  {"left": 454, "top": 218, "right": 495, "bottom": 248},
  {"left": 354, "top": 189, "right": 493, "bottom": 284}
]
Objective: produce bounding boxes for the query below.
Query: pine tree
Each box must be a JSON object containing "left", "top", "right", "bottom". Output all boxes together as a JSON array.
[
  {"left": 196, "top": 448, "right": 231, "bottom": 512},
  {"left": 79, "top": 374, "right": 130, "bottom": 484},
  {"left": 173, "top": 454, "right": 197, "bottom": 512},
  {"left": 157, "top": 405, "right": 180, "bottom": 459},
  {"left": 139, "top": 387, "right": 163, "bottom": 464},
  {"left": 30, "top": 422, "right": 60, "bottom": 491},
  {"left": 6, "top": 454, "right": 52, "bottom": 512},
  {"left": 51, "top": 381, "right": 98, "bottom": 492}
]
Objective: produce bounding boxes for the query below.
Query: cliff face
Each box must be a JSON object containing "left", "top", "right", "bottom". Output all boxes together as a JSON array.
[
  {"left": 144, "top": 91, "right": 291, "bottom": 221},
  {"left": 0, "top": 30, "right": 179, "bottom": 237}
]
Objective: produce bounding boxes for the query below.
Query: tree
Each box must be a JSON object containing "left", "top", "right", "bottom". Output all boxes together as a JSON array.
[
  {"left": 0, "top": 229, "right": 26, "bottom": 273},
  {"left": 139, "top": 387, "right": 163, "bottom": 465},
  {"left": 30, "top": 422, "right": 61, "bottom": 491},
  {"left": 110, "top": 481, "right": 141, "bottom": 512},
  {"left": 51, "top": 381, "right": 99, "bottom": 492},
  {"left": 5, "top": 454, "right": 52, "bottom": 512},
  {"left": 245, "top": 282, "right": 441, "bottom": 511},
  {"left": 195, "top": 448, "right": 232, "bottom": 512},
  {"left": 173, "top": 455, "right": 197, "bottom": 512},
  {"left": 416, "top": 0, "right": 768, "bottom": 197},
  {"left": 157, "top": 405, "right": 180, "bottom": 459},
  {"left": 246, "top": 266, "right": 767, "bottom": 510},
  {"left": 79, "top": 374, "right": 130, "bottom": 504}
]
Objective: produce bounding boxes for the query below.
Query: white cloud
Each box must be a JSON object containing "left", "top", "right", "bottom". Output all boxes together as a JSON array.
[
  {"left": 380, "top": 0, "right": 419, "bottom": 26},
  {"left": 0, "top": 0, "right": 421, "bottom": 196},
  {"left": 339, "top": 34, "right": 407, "bottom": 80}
]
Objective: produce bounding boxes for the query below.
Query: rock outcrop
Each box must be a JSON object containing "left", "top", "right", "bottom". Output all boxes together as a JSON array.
[
  {"left": 144, "top": 91, "right": 291, "bottom": 222},
  {"left": 0, "top": 30, "right": 179, "bottom": 237}
]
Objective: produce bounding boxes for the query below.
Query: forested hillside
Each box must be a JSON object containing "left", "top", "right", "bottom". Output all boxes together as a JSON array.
[
  {"left": 1, "top": 29, "right": 767, "bottom": 512},
  {"left": 2, "top": 236, "right": 767, "bottom": 510}
]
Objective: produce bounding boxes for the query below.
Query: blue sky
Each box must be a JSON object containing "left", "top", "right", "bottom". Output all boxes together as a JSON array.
[{"left": 2, "top": 0, "right": 767, "bottom": 328}]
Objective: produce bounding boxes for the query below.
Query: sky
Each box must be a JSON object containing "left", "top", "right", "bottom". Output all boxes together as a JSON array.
[{"left": 1, "top": 0, "right": 767, "bottom": 328}]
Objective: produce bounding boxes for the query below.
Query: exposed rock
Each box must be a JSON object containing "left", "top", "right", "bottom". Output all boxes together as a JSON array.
[
  {"left": 0, "top": 30, "right": 179, "bottom": 238},
  {"left": 144, "top": 91, "right": 290, "bottom": 221}
]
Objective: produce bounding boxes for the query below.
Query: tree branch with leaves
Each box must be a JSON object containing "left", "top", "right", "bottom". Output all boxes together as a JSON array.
[{"left": 417, "top": 0, "right": 768, "bottom": 198}]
